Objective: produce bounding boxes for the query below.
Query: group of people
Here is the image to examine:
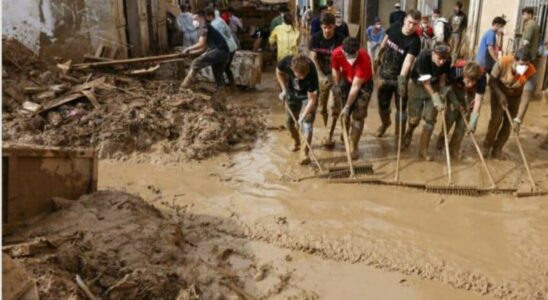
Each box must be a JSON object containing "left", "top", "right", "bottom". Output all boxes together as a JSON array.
[
  {"left": 175, "top": 2, "right": 544, "bottom": 165},
  {"left": 178, "top": 2, "right": 243, "bottom": 91},
  {"left": 273, "top": 6, "right": 541, "bottom": 165}
]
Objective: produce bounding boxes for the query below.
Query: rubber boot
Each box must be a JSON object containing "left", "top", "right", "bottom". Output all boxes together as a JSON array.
[
  {"left": 403, "top": 123, "right": 418, "bottom": 150},
  {"left": 350, "top": 120, "right": 364, "bottom": 160},
  {"left": 418, "top": 127, "right": 434, "bottom": 161},
  {"left": 449, "top": 131, "right": 464, "bottom": 160},
  {"left": 436, "top": 132, "right": 445, "bottom": 151},
  {"left": 289, "top": 125, "right": 300, "bottom": 152},
  {"left": 374, "top": 111, "right": 392, "bottom": 137}
]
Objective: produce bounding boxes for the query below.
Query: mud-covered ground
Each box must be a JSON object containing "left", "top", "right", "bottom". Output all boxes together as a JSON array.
[
  {"left": 98, "top": 72, "right": 548, "bottom": 300},
  {"left": 4, "top": 64, "right": 548, "bottom": 299}
]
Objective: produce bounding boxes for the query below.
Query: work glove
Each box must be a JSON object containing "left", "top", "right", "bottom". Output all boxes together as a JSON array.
[
  {"left": 513, "top": 117, "right": 522, "bottom": 135},
  {"left": 181, "top": 47, "right": 190, "bottom": 55},
  {"left": 278, "top": 89, "right": 289, "bottom": 102},
  {"left": 432, "top": 93, "right": 444, "bottom": 111},
  {"left": 397, "top": 75, "right": 407, "bottom": 98},
  {"left": 340, "top": 105, "right": 351, "bottom": 118},
  {"left": 469, "top": 111, "right": 479, "bottom": 133}
]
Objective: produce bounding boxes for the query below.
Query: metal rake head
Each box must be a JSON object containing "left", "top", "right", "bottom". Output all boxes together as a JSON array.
[{"left": 425, "top": 185, "right": 483, "bottom": 197}]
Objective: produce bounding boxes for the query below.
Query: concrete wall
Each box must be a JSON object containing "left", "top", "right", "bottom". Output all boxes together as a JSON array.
[{"left": 2, "top": 0, "right": 126, "bottom": 62}]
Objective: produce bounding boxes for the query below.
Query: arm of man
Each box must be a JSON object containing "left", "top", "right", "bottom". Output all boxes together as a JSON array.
[
  {"left": 400, "top": 54, "right": 416, "bottom": 77},
  {"left": 186, "top": 35, "right": 207, "bottom": 54},
  {"left": 302, "top": 91, "right": 319, "bottom": 117},
  {"left": 275, "top": 68, "right": 289, "bottom": 91},
  {"left": 309, "top": 51, "right": 327, "bottom": 80},
  {"left": 344, "top": 77, "right": 366, "bottom": 108}
]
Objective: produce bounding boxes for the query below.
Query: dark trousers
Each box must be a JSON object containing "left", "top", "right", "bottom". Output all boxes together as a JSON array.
[
  {"left": 378, "top": 80, "right": 408, "bottom": 122},
  {"left": 483, "top": 91, "right": 521, "bottom": 153},
  {"left": 225, "top": 51, "right": 236, "bottom": 86},
  {"left": 191, "top": 49, "right": 230, "bottom": 87}
]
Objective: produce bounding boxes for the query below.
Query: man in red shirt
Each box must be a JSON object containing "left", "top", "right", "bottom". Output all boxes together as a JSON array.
[{"left": 329, "top": 37, "right": 374, "bottom": 160}]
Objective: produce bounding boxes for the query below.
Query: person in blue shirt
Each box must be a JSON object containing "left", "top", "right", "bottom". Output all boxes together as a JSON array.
[
  {"left": 366, "top": 17, "right": 385, "bottom": 65},
  {"left": 310, "top": 6, "right": 328, "bottom": 36},
  {"left": 475, "top": 17, "right": 506, "bottom": 73}
]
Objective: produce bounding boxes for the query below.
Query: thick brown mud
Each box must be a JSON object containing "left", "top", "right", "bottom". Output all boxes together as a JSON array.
[{"left": 98, "top": 73, "right": 548, "bottom": 299}]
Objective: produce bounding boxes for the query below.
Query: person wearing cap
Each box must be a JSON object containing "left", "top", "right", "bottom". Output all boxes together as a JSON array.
[
  {"left": 403, "top": 43, "right": 452, "bottom": 161},
  {"left": 435, "top": 60, "right": 486, "bottom": 160},
  {"left": 483, "top": 47, "right": 536, "bottom": 159},
  {"left": 309, "top": 12, "right": 344, "bottom": 142},
  {"left": 329, "top": 37, "right": 374, "bottom": 160},
  {"left": 276, "top": 54, "right": 319, "bottom": 165},
  {"left": 449, "top": 1, "right": 468, "bottom": 62},
  {"left": 374, "top": 9, "right": 421, "bottom": 144},
  {"left": 389, "top": 3, "right": 406, "bottom": 25},
  {"left": 366, "top": 17, "right": 385, "bottom": 66}
]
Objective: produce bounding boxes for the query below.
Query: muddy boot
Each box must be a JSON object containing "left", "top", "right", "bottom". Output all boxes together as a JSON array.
[
  {"left": 349, "top": 121, "right": 364, "bottom": 160},
  {"left": 299, "top": 134, "right": 312, "bottom": 165},
  {"left": 541, "top": 134, "right": 548, "bottom": 150},
  {"left": 403, "top": 123, "right": 417, "bottom": 150},
  {"left": 436, "top": 132, "right": 445, "bottom": 152},
  {"left": 289, "top": 125, "right": 300, "bottom": 152},
  {"left": 491, "top": 146, "right": 504, "bottom": 160},
  {"left": 449, "top": 131, "right": 464, "bottom": 160},
  {"left": 481, "top": 146, "right": 491, "bottom": 158},
  {"left": 374, "top": 111, "right": 392, "bottom": 137},
  {"left": 418, "top": 127, "right": 434, "bottom": 161}
]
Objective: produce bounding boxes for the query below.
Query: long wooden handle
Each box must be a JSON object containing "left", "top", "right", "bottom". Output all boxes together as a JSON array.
[
  {"left": 284, "top": 101, "right": 324, "bottom": 174},
  {"left": 441, "top": 109, "right": 453, "bottom": 186},
  {"left": 394, "top": 93, "right": 403, "bottom": 182},
  {"left": 340, "top": 116, "right": 355, "bottom": 177},
  {"left": 72, "top": 53, "right": 183, "bottom": 69},
  {"left": 336, "top": 93, "right": 355, "bottom": 177},
  {"left": 459, "top": 109, "right": 497, "bottom": 189},
  {"left": 501, "top": 105, "right": 537, "bottom": 189}
]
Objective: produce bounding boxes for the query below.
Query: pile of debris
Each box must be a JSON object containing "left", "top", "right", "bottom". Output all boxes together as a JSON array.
[
  {"left": 2, "top": 38, "right": 265, "bottom": 162},
  {"left": 3, "top": 192, "right": 238, "bottom": 299}
]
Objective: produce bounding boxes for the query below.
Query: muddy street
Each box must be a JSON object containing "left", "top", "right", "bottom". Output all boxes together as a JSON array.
[{"left": 99, "top": 72, "right": 548, "bottom": 300}]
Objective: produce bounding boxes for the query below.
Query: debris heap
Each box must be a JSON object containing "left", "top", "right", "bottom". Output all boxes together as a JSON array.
[{"left": 2, "top": 38, "right": 266, "bottom": 162}]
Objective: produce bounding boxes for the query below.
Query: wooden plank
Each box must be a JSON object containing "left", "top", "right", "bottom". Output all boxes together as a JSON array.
[
  {"left": 81, "top": 90, "right": 101, "bottom": 109},
  {"left": 37, "top": 93, "right": 84, "bottom": 114}
]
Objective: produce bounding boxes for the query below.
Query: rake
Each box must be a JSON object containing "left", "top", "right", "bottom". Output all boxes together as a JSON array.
[
  {"left": 284, "top": 101, "right": 325, "bottom": 174},
  {"left": 500, "top": 102, "right": 546, "bottom": 197},
  {"left": 425, "top": 103, "right": 484, "bottom": 197},
  {"left": 459, "top": 108, "right": 497, "bottom": 190}
]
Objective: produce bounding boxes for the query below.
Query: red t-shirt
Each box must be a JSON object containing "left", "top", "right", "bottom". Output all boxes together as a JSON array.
[{"left": 331, "top": 47, "right": 372, "bottom": 84}]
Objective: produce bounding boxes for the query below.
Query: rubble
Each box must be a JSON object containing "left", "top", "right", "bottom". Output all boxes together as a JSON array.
[{"left": 2, "top": 38, "right": 266, "bottom": 162}]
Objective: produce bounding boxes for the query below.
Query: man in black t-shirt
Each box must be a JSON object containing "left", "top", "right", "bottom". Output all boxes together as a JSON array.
[
  {"left": 309, "top": 13, "right": 343, "bottom": 142},
  {"left": 276, "top": 54, "right": 319, "bottom": 165},
  {"left": 375, "top": 9, "right": 421, "bottom": 145},
  {"left": 435, "top": 61, "right": 486, "bottom": 159},
  {"left": 181, "top": 10, "right": 230, "bottom": 90},
  {"left": 404, "top": 43, "right": 451, "bottom": 161}
]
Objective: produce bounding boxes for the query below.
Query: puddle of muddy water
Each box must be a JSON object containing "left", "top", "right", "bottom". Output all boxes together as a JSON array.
[{"left": 100, "top": 73, "right": 548, "bottom": 300}]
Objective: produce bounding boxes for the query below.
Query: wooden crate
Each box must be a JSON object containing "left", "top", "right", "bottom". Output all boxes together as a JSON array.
[{"left": 2, "top": 144, "right": 98, "bottom": 233}]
